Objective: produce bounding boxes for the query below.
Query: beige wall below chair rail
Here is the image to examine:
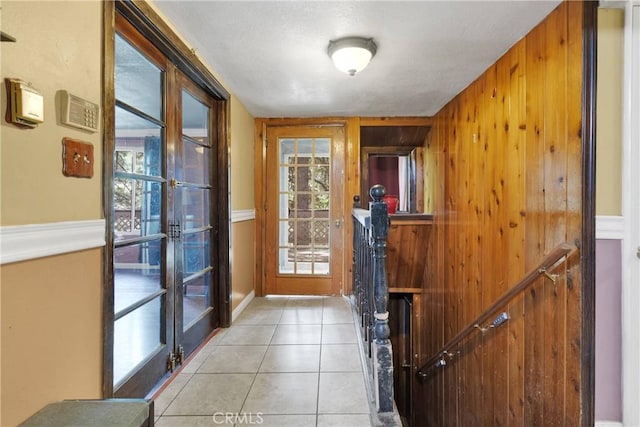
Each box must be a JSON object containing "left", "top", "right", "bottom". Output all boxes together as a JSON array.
[{"left": 0, "top": 249, "right": 104, "bottom": 427}]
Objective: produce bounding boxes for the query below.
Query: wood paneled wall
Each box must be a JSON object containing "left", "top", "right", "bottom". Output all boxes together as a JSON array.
[
  {"left": 387, "top": 219, "right": 432, "bottom": 289},
  {"left": 417, "top": 2, "right": 591, "bottom": 425}
]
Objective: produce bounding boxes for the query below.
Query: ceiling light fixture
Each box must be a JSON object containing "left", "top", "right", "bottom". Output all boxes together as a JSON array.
[{"left": 328, "top": 36, "right": 377, "bottom": 76}]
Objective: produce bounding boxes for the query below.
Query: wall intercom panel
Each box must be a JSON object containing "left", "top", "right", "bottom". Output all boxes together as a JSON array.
[{"left": 60, "top": 90, "right": 100, "bottom": 133}]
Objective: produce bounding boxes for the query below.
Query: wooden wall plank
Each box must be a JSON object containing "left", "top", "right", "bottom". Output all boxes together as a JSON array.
[
  {"left": 344, "top": 117, "right": 361, "bottom": 296},
  {"left": 466, "top": 76, "right": 483, "bottom": 426},
  {"left": 523, "top": 10, "right": 547, "bottom": 425},
  {"left": 445, "top": 95, "right": 461, "bottom": 426},
  {"left": 484, "top": 61, "right": 508, "bottom": 427},
  {"left": 433, "top": 112, "right": 447, "bottom": 427},
  {"left": 433, "top": 110, "right": 447, "bottom": 426},
  {"left": 387, "top": 222, "right": 432, "bottom": 288},
  {"left": 541, "top": 5, "right": 569, "bottom": 425},
  {"left": 457, "top": 83, "right": 473, "bottom": 426},
  {"left": 506, "top": 40, "right": 527, "bottom": 426},
  {"left": 254, "top": 119, "right": 267, "bottom": 296},
  {"left": 416, "top": 1, "right": 585, "bottom": 426}
]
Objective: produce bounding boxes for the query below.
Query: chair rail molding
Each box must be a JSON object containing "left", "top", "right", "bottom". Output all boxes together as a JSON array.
[
  {"left": 0, "top": 219, "right": 106, "bottom": 265},
  {"left": 231, "top": 209, "right": 255, "bottom": 223},
  {"left": 596, "top": 215, "right": 625, "bottom": 239}
]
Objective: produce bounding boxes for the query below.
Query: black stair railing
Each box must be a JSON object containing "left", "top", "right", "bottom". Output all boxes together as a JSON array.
[{"left": 352, "top": 184, "right": 394, "bottom": 414}]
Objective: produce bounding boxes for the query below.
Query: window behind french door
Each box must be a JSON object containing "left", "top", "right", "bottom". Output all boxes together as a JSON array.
[{"left": 109, "top": 12, "right": 221, "bottom": 397}]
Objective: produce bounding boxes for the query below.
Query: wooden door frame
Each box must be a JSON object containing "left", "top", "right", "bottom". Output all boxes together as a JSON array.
[
  {"left": 102, "top": 0, "right": 231, "bottom": 398},
  {"left": 582, "top": 2, "right": 597, "bottom": 425},
  {"left": 254, "top": 117, "right": 433, "bottom": 297},
  {"left": 255, "top": 118, "right": 356, "bottom": 296},
  {"left": 263, "top": 124, "right": 345, "bottom": 295}
]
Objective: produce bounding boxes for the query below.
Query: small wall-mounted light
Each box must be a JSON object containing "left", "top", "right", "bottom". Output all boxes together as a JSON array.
[{"left": 328, "top": 36, "right": 377, "bottom": 76}]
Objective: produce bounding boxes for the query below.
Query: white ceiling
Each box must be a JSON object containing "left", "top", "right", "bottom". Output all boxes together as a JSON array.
[{"left": 153, "top": 1, "right": 562, "bottom": 118}]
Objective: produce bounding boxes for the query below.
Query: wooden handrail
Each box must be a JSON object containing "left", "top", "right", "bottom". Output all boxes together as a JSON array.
[
  {"left": 352, "top": 208, "right": 371, "bottom": 228},
  {"left": 416, "top": 242, "right": 576, "bottom": 379}
]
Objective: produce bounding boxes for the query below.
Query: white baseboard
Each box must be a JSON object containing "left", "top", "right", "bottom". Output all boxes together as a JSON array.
[
  {"left": 232, "top": 290, "right": 255, "bottom": 322},
  {"left": 595, "top": 422, "right": 623, "bottom": 427},
  {"left": 0, "top": 219, "right": 106, "bottom": 265}
]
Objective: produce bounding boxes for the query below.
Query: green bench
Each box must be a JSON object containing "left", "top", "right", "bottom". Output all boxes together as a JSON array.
[{"left": 19, "top": 399, "right": 154, "bottom": 427}]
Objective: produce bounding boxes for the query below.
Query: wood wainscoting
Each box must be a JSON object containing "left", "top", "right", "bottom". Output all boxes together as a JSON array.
[
  {"left": 416, "top": 1, "right": 595, "bottom": 426},
  {"left": 387, "top": 214, "right": 432, "bottom": 291},
  {"left": 386, "top": 214, "right": 432, "bottom": 425}
]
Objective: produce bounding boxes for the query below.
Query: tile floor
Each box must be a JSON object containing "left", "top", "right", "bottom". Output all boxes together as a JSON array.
[{"left": 153, "top": 296, "right": 373, "bottom": 426}]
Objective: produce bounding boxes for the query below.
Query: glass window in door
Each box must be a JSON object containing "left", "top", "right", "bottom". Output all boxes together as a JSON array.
[
  {"left": 278, "top": 138, "right": 331, "bottom": 275},
  {"left": 178, "top": 89, "right": 214, "bottom": 331},
  {"left": 113, "top": 33, "right": 167, "bottom": 387}
]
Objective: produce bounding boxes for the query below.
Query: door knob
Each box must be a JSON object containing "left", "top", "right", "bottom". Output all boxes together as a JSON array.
[{"left": 335, "top": 220, "right": 342, "bottom": 229}]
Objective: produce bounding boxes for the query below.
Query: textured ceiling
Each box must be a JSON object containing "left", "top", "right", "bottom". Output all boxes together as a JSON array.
[{"left": 153, "top": 1, "right": 562, "bottom": 118}]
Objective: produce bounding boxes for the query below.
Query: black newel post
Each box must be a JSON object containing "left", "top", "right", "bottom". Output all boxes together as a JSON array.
[
  {"left": 369, "top": 184, "right": 394, "bottom": 413},
  {"left": 352, "top": 195, "right": 362, "bottom": 327}
]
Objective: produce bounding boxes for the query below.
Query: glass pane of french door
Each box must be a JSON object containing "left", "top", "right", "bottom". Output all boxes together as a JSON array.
[
  {"left": 113, "top": 31, "right": 169, "bottom": 389},
  {"left": 178, "top": 88, "right": 213, "bottom": 331},
  {"left": 278, "top": 138, "right": 331, "bottom": 275}
]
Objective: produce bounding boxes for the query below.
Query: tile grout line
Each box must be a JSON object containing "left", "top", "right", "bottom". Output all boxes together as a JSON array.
[
  {"left": 156, "top": 296, "right": 366, "bottom": 425},
  {"left": 151, "top": 327, "right": 228, "bottom": 419},
  {"left": 316, "top": 296, "right": 326, "bottom": 427},
  {"left": 237, "top": 296, "right": 288, "bottom": 421}
]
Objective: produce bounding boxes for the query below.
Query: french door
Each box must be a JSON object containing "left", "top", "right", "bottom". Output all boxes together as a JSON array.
[
  {"left": 110, "top": 13, "right": 220, "bottom": 397},
  {"left": 264, "top": 125, "right": 345, "bottom": 295},
  {"left": 173, "top": 75, "right": 220, "bottom": 358}
]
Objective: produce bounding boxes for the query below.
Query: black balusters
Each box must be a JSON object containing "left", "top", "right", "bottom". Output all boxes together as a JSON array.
[{"left": 351, "top": 186, "right": 394, "bottom": 414}]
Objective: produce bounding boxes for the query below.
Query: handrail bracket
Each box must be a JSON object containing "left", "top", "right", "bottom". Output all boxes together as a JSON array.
[
  {"left": 474, "top": 311, "right": 510, "bottom": 335},
  {"left": 538, "top": 268, "right": 559, "bottom": 284}
]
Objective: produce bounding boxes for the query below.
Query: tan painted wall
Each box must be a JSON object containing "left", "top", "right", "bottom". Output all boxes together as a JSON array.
[
  {"left": 231, "top": 220, "right": 255, "bottom": 311},
  {"left": 0, "top": 250, "right": 103, "bottom": 426},
  {"left": 1, "top": 2, "right": 104, "bottom": 425},
  {"left": 230, "top": 97, "right": 255, "bottom": 210},
  {"left": 0, "top": 1, "right": 103, "bottom": 226},
  {"left": 230, "top": 98, "right": 256, "bottom": 309},
  {"left": 596, "top": 8, "right": 624, "bottom": 216},
  {"left": 0, "top": 1, "right": 256, "bottom": 425}
]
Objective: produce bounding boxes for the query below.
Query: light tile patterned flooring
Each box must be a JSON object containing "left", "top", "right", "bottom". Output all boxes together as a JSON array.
[{"left": 153, "top": 296, "right": 373, "bottom": 426}]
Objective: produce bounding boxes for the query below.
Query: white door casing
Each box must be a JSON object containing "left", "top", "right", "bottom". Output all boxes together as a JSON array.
[{"left": 622, "top": 3, "right": 640, "bottom": 425}]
